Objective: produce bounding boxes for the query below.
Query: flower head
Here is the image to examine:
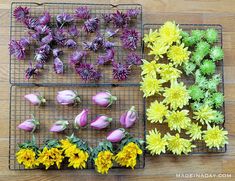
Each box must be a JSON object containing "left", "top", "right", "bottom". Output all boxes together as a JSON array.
[
  {"left": 95, "top": 150, "right": 113, "bottom": 174},
  {"left": 191, "top": 30, "right": 205, "bottom": 42},
  {"left": 158, "top": 63, "right": 182, "bottom": 82},
  {"left": 92, "top": 91, "right": 117, "bottom": 107},
  {"left": 83, "top": 35, "right": 104, "bottom": 51},
  {"left": 143, "top": 29, "right": 159, "bottom": 45},
  {"left": 74, "top": 109, "right": 89, "bottom": 128},
  {"left": 185, "top": 123, "right": 202, "bottom": 140},
  {"left": 25, "top": 63, "right": 38, "bottom": 80},
  {"left": 83, "top": 17, "right": 99, "bottom": 33},
  {"left": 38, "top": 12, "right": 51, "bottom": 25},
  {"left": 16, "top": 149, "right": 37, "bottom": 169},
  {"left": 75, "top": 6, "right": 91, "bottom": 19},
  {"left": 52, "top": 48, "right": 63, "bottom": 58},
  {"left": 53, "top": 57, "right": 64, "bottom": 74},
  {"left": 56, "top": 13, "right": 74, "bottom": 27},
  {"left": 167, "top": 44, "right": 190, "bottom": 66},
  {"left": 18, "top": 115, "right": 39, "bottom": 132},
  {"left": 112, "top": 10, "right": 128, "bottom": 28},
  {"left": 13, "top": 6, "right": 30, "bottom": 22},
  {"left": 50, "top": 120, "right": 69, "bottom": 132},
  {"left": 69, "top": 50, "right": 87, "bottom": 66},
  {"left": 102, "top": 13, "right": 112, "bottom": 24},
  {"left": 56, "top": 90, "right": 80, "bottom": 106},
  {"left": 188, "top": 85, "right": 204, "bottom": 101},
  {"left": 90, "top": 115, "right": 113, "bottom": 130},
  {"left": 24, "top": 17, "right": 39, "bottom": 29},
  {"left": 9, "top": 40, "right": 26, "bottom": 60},
  {"left": 68, "top": 25, "right": 79, "bottom": 37},
  {"left": 75, "top": 63, "right": 102, "bottom": 81},
  {"left": 126, "top": 8, "right": 141, "bottom": 18},
  {"left": 147, "top": 100, "right": 168, "bottom": 123},
  {"left": 53, "top": 28, "right": 66, "bottom": 46},
  {"left": 140, "top": 59, "right": 158, "bottom": 78},
  {"left": 210, "top": 46, "right": 224, "bottom": 61},
  {"left": 112, "top": 62, "right": 130, "bottom": 81},
  {"left": 148, "top": 40, "right": 169, "bottom": 60},
  {"left": 125, "top": 52, "right": 142, "bottom": 66},
  {"left": 64, "top": 39, "right": 77, "bottom": 49},
  {"left": 97, "top": 49, "right": 115, "bottom": 65},
  {"left": 193, "top": 105, "right": 217, "bottom": 125},
  {"left": 140, "top": 76, "right": 163, "bottom": 97},
  {"left": 210, "top": 92, "right": 224, "bottom": 108},
  {"left": 205, "top": 28, "right": 218, "bottom": 44},
  {"left": 120, "top": 106, "right": 138, "bottom": 128},
  {"left": 120, "top": 28, "right": 140, "bottom": 50},
  {"left": 107, "top": 128, "right": 126, "bottom": 143},
  {"left": 24, "top": 93, "right": 46, "bottom": 106},
  {"left": 200, "top": 59, "right": 216, "bottom": 75}
]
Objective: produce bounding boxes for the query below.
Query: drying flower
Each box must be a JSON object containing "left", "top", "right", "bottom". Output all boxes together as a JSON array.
[
  {"left": 103, "top": 41, "right": 115, "bottom": 49},
  {"left": 56, "top": 90, "right": 81, "bottom": 106},
  {"left": 112, "top": 62, "right": 130, "bottom": 81},
  {"left": 148, "top": 40, "right": 169, "bottom": 60},
  {"left": 53, "top": 28, "right": 66, "bottom": 46},
  {"left": 195, "top": 41, "right": 210, "bottom": 57},
  {"left": 125, "top": 52, "right": 142, "bottom": 66},
  {"left": 105, "top": 28, "right": 119, "bottom": 38},
  {"left": 25, "top": 63, "right": 38, "bottom": 80},
  {"left": 167, "top": 44, "right": 190, "bottom": 66},
  {"left": 143, "top": 29, "right": 159, "bottom": 45},
  {"left": 50, "top": 120, "right": 69, "bottom": 133},
  {"left": 191, "top": 30, "right": 205, "bottom": 42},
  {"left": 212, "top": 111, "right": 224, "bottom": 124},
  {"left": 38, "top": 12, "right": 51, "bottom": 25},
  {"left": 180, "top": 31, "right": 189, "bottom": 38},
  {"left": 13, "top": 6, "right": 30, "bottom": 22},
  {"left": 102, "top": 13, "right": 112, "bottom": 24},
  {"left": 19, "top": 37, "right": 30, "bottom": 48},
  {"left": 107, "top": 128, "right": 125, "bottom": 143},
  {"left": 182, "top": 36, "right": 197, "bottom": 47},
  {"left": 140, "top": 76, "right": 163, "bottom": 97},
  {"left": 193, "top": 105, "right": 217, "bottom": 125},
  {"left": 24, "top": 93, "right": 46, "bottom": 106},
  {"left": 9, "top": 40, "right": 26, "bottom": 60},
  {"left": 68, "top": 25, "right": 79, "bottom": 37},
  {"left": 56, "top": 13, "right": 74, "bottom": 27},
  {"left": 126, "top": 8, "right": 141, "bottom": 18},
  {"left": 210, "top": 92, "right": 224, "bottom": 108},
  {"left": 35, "top": 25, "right": 51, "bottom": 36},
  {"left": 200, "top": 60, "right": 216, "bottom": 75},
  {"left": 18, "top": 115, "right": 39, "bottom": 132},
  {"left": 52, "top": 48, "right": 63, "bottom": 58},
  {"left": 203, "top": 125, "right": 228, "bottom": 149},
  {"left": 183, "top": 62, "right": 196, "bottom": 75},
  {"left": 112, "top": 10, "right": 128, "bottom": 28},
  {"left": 83, "top": 35, "right": 104, "bottom": 51},
  {"left": 64, "top": 39, "right": 77, "bottom": 48},
  {"left": 120, "top": 28, "right": 140, "bottom": 50},
  {"left": 24, "top": 17, "right": 39, "bottom": 29},
  {"left": 210, "top": 46, "right": 224, "bottom": 61},
  {"left": 53, "top": 57, "right": 64, "bottom": 74},
  {"left": 97, "top": 49, "right": 115, "bottom": 65},
  {"left": 41, "top": 33, "right": 53, "bottom": 45},
  {"left": 75, "top": 6, "right": 91, "bottom": 19},
  {"left": 186, "top": 123, "right": 202, "bottom": 140},
  {"left": 75, "top": 63, "right": 102, "bottom": 81},
  {"left": 147, "top": 100, "right": 168, "bottom": 123},
  {"left": 205, "top": 28, "right": 218, "bottom": 44},
  {"left": 36, "top": 44, "right": 51, "bottom": 55},
  {"left": 69, "top": 50, "right": 87, "bottom": 66},
  {"left": 92, "top": 91, "right": 117, "bottom": 107},
  {"left": 120, "top": 106, "right": 138, "bottom": 128},
  {"left": 163, "top": 81, "right": 190, "bottom": 110},
  {"left": 188, "top": 85, "right": 204, "bottom": 101},
  {"left": 90, "top": 115, "right": 113, "bottom": 130},
  {"left": 140, "top": 59, "right": 158, "bottom": 78},
  {"left": 165, "top": 110, "right": 191, "bottom": 133},
  {"left": 74, "top": 109, "right": 89, "bottom": 129},
  {"left": 158, "top": 63, "right": 182, "bottom": 82},
  {"left": 191, "top": 51, "right": 204, "bottom": 65},
  {"left": 146, "top": 129, "right": 168, "bottom": 155},
  {"left": 83, "top": 17, "right": 99, "bottom": 33},
  {"left": 205, "top": 74, "right": 222, "bottom": 91}
]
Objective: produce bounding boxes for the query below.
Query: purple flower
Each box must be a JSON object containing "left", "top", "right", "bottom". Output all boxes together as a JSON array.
[
  {"left": 120, "top": 106, "right": 138, "bottom": 128},
  {"left": 102, "top": 13, "right": 112, "bottom": 24},
  {"left": 103, "top": 41, "right": 115, "bottom": 49},
  {"left": 18, "top": 116, "right": 39, "bottom": 132},
  {"left": 75, "top": 6, "right": 91, "bottom": 19},
  {"left": 35, "top": 60, "right": 45, "bottom": 69},
  {"left": 19, "top": 37, "right": 30, "bottom": 48},
  {"left": 13, "top": 6, "right": 30, "bottom": 22},
  {"left": 65, "top": 39, "right": 77, "bottom": 48},
  {"left": 53, "top": 28, "right": 66, "bottom": 46},
  {"left": 120, "top": 28, "right": 140, "bottom": 50},
  {"left": 56, "top": 13, "right": 74, "bottom": 27},
  {"left": 74, "top": 109, "right": 89, "bottom": 129},
  {"left": 75, "top": 63, "right": 102, "bottom": 81},
  {"left": 54, "top": 57, "right": 64, "bottom": 74},
  {"left": 37, "top": 44, "right": 51, "bottom": 55},
  {"left": 112, "top": 62, "right": 130, "bottom": 81},
  {"left": 107, "top": 128, "right": 125, "bottom": 143},
  {"left": 41, "top": 33, "right": 53, "bottom": 45},
  {"left": 126, "top": 52, "right": 142, "bottom": 65},
  {"left": 105, "top": 29, "right": 119, "bottom": 38},
  {"left": 126, "top": 9, "right": 141, "bottom": 18},
  {"left": 25, "top": 63, "right": 38, "bottom": 80},
  {"left": 38, "top": 12, "right": 51, "bottom": 25},
  {"left": 83, "top": 17, "right": 99, "bottom": 33},
  {"left": 69, "top": 50, "right": 87, "bottom": 66},
  {"left": 56, "top": 90, "right": 81, "bottom": 106},
  {"left": 9, "top": 40, "right": 26, "bottom": 60},
  {"left": 24, "top": 93, "right": 46, "bottom": 106},
  {"left": 68, "top": 25, "right": 79, "bottom": 37},
  {"left": 83, "top": 35, "right": 104, "bottom": 52},
  {"left": 90, "top": 115, "right": 112, "bottom": 130},
  {"left": 24, "top": 17, "right": 39, "bottom": 29},
  {"left": 34, "top": 44, "right": 50, "bottom": 64},
  {"left": 92, "top": 91, "right": 117, "bottom": 107},
  {"left": 97, "top": 49, "right": 115, "bottom": 65},
  {"left": 50, "top": 120, "right": 69, "bottom": 133},
  {"left": 112, "top": 10, "right": 128, "bottom": 28},
  {"left": 35, "top": 25, "right": 51, "bottom": 35},
  {"left": 53, "top": 48, "right": 63, "bottom": 58}
]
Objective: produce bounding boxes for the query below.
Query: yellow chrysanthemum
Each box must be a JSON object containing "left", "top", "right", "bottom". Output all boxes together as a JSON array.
[
  {"left": 163, "top": 81, "right": 190, "bottom": 110},
  {"left": 203, "top": 125, "right": 228, "bottom": 149},
  {"left": 140, "top": 76, "right": 164, "bottom": 97},
  {"left": 148, "top": 40, "right": 169, "bottom": 60},
  {"left": 167, "top": 44, "right": 190, "bottom": 66},
  {"left": 165, "top": 133, "right": 195, "bottom": 155},
  {"left": 186, "top": 123, "right": 202, "bottom": 140},
  {"left": 158, "top": 21, "right": 182, "bottom": 46},
  {"left": 114, "top": 142, "right": 142, "bottom": 169},
  {"left": 158, "top": 63, "right": 182, "bottom": 82},
  {"left": 146, "top": 129, "right": 168, "bottom": 155},
  {"left": 141, "top": 59, "right": 158, "bottom": 78},
  {"left": 193, "top": 105, "right": 217, "bottom": 125},
  {"left": 147, "top": 100, "right": 168, "bottom": 123},
  {"left": 60, "top": 139, "right": 73, "bottom": 151},
  {"left": 143, "top": 29, "right": 159, "bottom": 45},
  {"left": 165, "top": 110, "right": 191, "bottom": 132},
  {"left": 95, "top": 150, "right": 113, "bottom": 174},
  {"left": 16, "top": 148, "right": 36, "bottom": 169}
]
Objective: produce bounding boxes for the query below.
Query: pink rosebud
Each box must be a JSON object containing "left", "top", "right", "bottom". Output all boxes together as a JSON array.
[
  {"left": 50, "top": 120, "right": 69, "bottom": 132},
  {"left": 18, "top": 116, "right": 39, "bottom": 132},
  {"left": 24, "top": 93, "right": 46, "bottom": 106},
  {"left": 120, "top": 106, "right": 138, "bottom": 128},
  {"left": 92, "top": 91, "right": 117, "bottom": 107},
  {"left": 90, "top": 115, "right": 112, "bottom": 130},
  {"left": 56, "top": 90, "right": 80, "bottom": 105},
  {"left": 107, "top": 128, "right": 126, "bottom": 142},
  {"left": 74, "top": 109, "right": 89, "bottom": 129}
]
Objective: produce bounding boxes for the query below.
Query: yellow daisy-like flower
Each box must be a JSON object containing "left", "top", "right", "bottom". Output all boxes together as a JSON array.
[
  {"left": 141, "top": 59, "right": 158, "bottom": 78},
  {"left": 143, "top": 29, "right": 159, "bottom": 45},
  {"left": 158, "top": 21, "right": 182, "bottom": 46},
  {"left": 60, "top": 139, "right": 73, "bottom": 151},
  {"left": 165, "top": 133, "right": 195, "bottom": 155},
  {"left": 147, "top": 100, "right": 168, "bottom": 123},
  {"left": 163, "top": 81, "right": 190, "bottom": 110},
  {"left": 16, "top": 148, "right": 37, "bottom": 169},
  {"left": 158, "top": 63, "right": 182, "bottom": 82},
  {"left": 114, "top": 142, "right": 142, "bottom": 169},
  {"left": 146, "top": 129, "right": 168, "bottom": 155},
  {"left": 165, "top": 110, "right": 191, "bottom": 132},
  {"left": 94, "top": 150, "right": 113, "bottom": 174},
  {"left": 167, "top": 44, "right": 191, "bottom": 66},
  {"left": 148, "top": 40, "right": 169, "bottom": 60},
  {"left": 140, "top": 76, "right": 164, "bottom": 97},
  {"left": 186, "top": 123, "right": 202, "bottom": 140},
  {"left": 203, "top": 125, "right": 228, "bottom": 149},
  {"left": 193, "top": 105, "right": 217, "bottom": 125}
]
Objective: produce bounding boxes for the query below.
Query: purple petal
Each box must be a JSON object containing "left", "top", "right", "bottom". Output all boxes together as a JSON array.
[
  {"left": 65, "top": 39, "right": 77, "bottom": 48},
  {"left": 68, "top": 25, "right": 79, "bottom": 37},
  {"left": 75, "top": 63, "right": 101, "bottom": 81},
  {"left": 54, "top": 57, "right": 64, "bottom": 74},
  {"left": 120, "top": 28, "right": 140, "bottom": 50},
  {"left": 112, "top": 62, "right": 130, "bottom": 81},
  {"left": 112, "top": 10, "right": 128, "bottom": 28},
  {"left": 13, "top": 6, "right": 30, "bottom": 22},
  {"left": 83, "top": 17, "right": 99, "bottom": 33},
  {"left": 38, "top": 12, "right": 51, "bottom": 25},
  {"left": 53, "top": 48, "right": 63, "bottom": 58},
  {"left": 125, "top": 52, "right": 142, "bottom": 65},
  {"left": 69, "top": 50, "right": 87, "bottom": 66},
  {"left": 75, "top": 6, "right": 91, "bottom": 19}
]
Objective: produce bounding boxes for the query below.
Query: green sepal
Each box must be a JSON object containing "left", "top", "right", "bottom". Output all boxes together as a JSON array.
[
  {"left": 91, "top": 141, "right": 113, "bottom": 160},
  {"left": 18, "top": 135, "right": 38, "bottom": 152},
  {"left": 67, "top": 133, "right": 91, "bottom": 154},
  {"left": 42, "top": 139, "right": 60, "bottom": 149}
]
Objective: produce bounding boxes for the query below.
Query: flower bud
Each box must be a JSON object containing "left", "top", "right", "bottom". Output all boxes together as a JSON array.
[
  {"left": 56, "top": 90, "right": 80, "bottom": 105},
  {"left": 107, "top": 128, "right": 125, "bottom": 142},
  {"left": 18, "top": 116, "right": 39, "bottom": 132},
  {"left": 90, "top": 115, "right": 112, "bottom": 130},
  {"left": 74, "top": 109, "right": 89, "bottom": 129},
  {"left": 120, "top": 106, "right": 138, "bottom": 128},
  {"left": 92, "top": 91, "right": 117, "bottom": 107},
  {"left": 24, "top": 93, "right": 46, "bottom": 106},
  {"left": 50, "top": 120, "right": 69, "bottom": 132}
]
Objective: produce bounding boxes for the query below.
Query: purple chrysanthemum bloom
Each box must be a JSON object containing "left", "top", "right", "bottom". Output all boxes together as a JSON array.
[
  {"left": 120, "top": 28, "right": 140, "bottom": 50},
  {"left": 68, "top": 25, "right": 79, "bottom": 37},
  {"left": 97, "top": 49, "right": 115, "bottom": 65},
  {"left": 69, "top": 50, "right": 87, "bottom": 66},
  {"left": 36, "top": 44, "right": 51, "bottom": 55},
  {"left": 13, "top": 6, "right": 30, "bottom": 22},
  {"left": 126, "top": 9, "right": 141, "bottom": 18},
  {"left": 101, "top": 13, "right": 112, "bottom": 24},
  {"left": 112, "top": 62, "right": 130, "bottom": 81},
  {"left": 54, "top": 57, "right": 64, "bottom": 74},
  {"left": 9, "top": 40, "right": 26, "bottom": 60},
  {"left": 83, "top": 17, "right": 99, "bottom": 33},
  {"left": 83, "top": 35, "right": 104, "bottom": 51},
  {"left": 38, "top": 12, "right": 51, "bottom": 25},
  {"left": 25, "top": 62, "right": 38, "bottom": 80},
  {"left": 53, "top": 48, "right": 63, "bottom": 57},
  {"left": 112, "top": 10, "right": 128, "bottom": 28},
  {"left": 19, "top": 37, "right": 30, "bottom": 49},
  {"left": 103, "top": 41, "right": 115, "bottom": 49},
  {"left": 35, "top": 25, "right": 51, "bottom": 35},
  {"left": 75, "top": 6, "right": 91, "bottom": 19},
  {"left": 125, "top": 52, "right": 142, "bottom": 65},
  {"left": 41, "top": 33, "right": 53, "bottom": 45},
  {"left": 65, "top": 39, "right": 77, "bottom": 48},
  {"left": 24, "top": 17, "right": 39, "bottom": 29},
  {"left": 53, "top": 28, "right": 66, "bottom": 46},
  {"left": 105, "top": 28, "right": 119, "bottom": 38},
  {"left": 34, "top": 44, "right": 50, "bottom": 67},
  {"left": 56, "top": 13, "right": 74, "bottom": 27},
  {"left": 75, "top": 63, "right": 101, "bottom": 81}
]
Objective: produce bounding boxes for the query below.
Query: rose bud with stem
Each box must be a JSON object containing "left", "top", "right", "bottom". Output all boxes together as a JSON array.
[
  {"left": 107, "top": 128, "right": 126, "bottom": 143},
  {"left": 17, "top": 115, "right": 39, "bottom": 133},
  {"left": 56, "top": 90, "right": 81, "bottom": 106},
  {"left": 90, "top": 115, "right": 112, "bottom": 130},
  {"left": 74, "top": 109, "right": 89, "bottom": 129},
  {"left": 50, "top": 120, "right": 69, "bottom": 133},
  {"left": 120, "top": 106, "right": 138, "bottom": 128},
  {"left": 92, "top": 91, "right": 117, "bottom": 107},
  {"left": 24, "top": 93, "right": 46, "bottom": 106}
]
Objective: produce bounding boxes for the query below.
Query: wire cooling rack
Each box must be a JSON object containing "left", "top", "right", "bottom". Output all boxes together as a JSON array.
[
  {"left": 143, "top": 24, "right": 226, "bottom": 153},
  {"left": 10, "top": 2, "right": 142, "bottom": 86},
  {"left": 9, "top": 85, "right": 145, "bottom": 170}
]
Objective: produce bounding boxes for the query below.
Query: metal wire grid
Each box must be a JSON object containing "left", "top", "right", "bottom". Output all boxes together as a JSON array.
[
  {"left": 9, "top": 85, "right": 145, "bottom": 170},
  {"left": 10, "top": 2, "right": 143, "bottom": 86},
  {"left": 143, "top": 24, "right": 226, "bottom": 153}
]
